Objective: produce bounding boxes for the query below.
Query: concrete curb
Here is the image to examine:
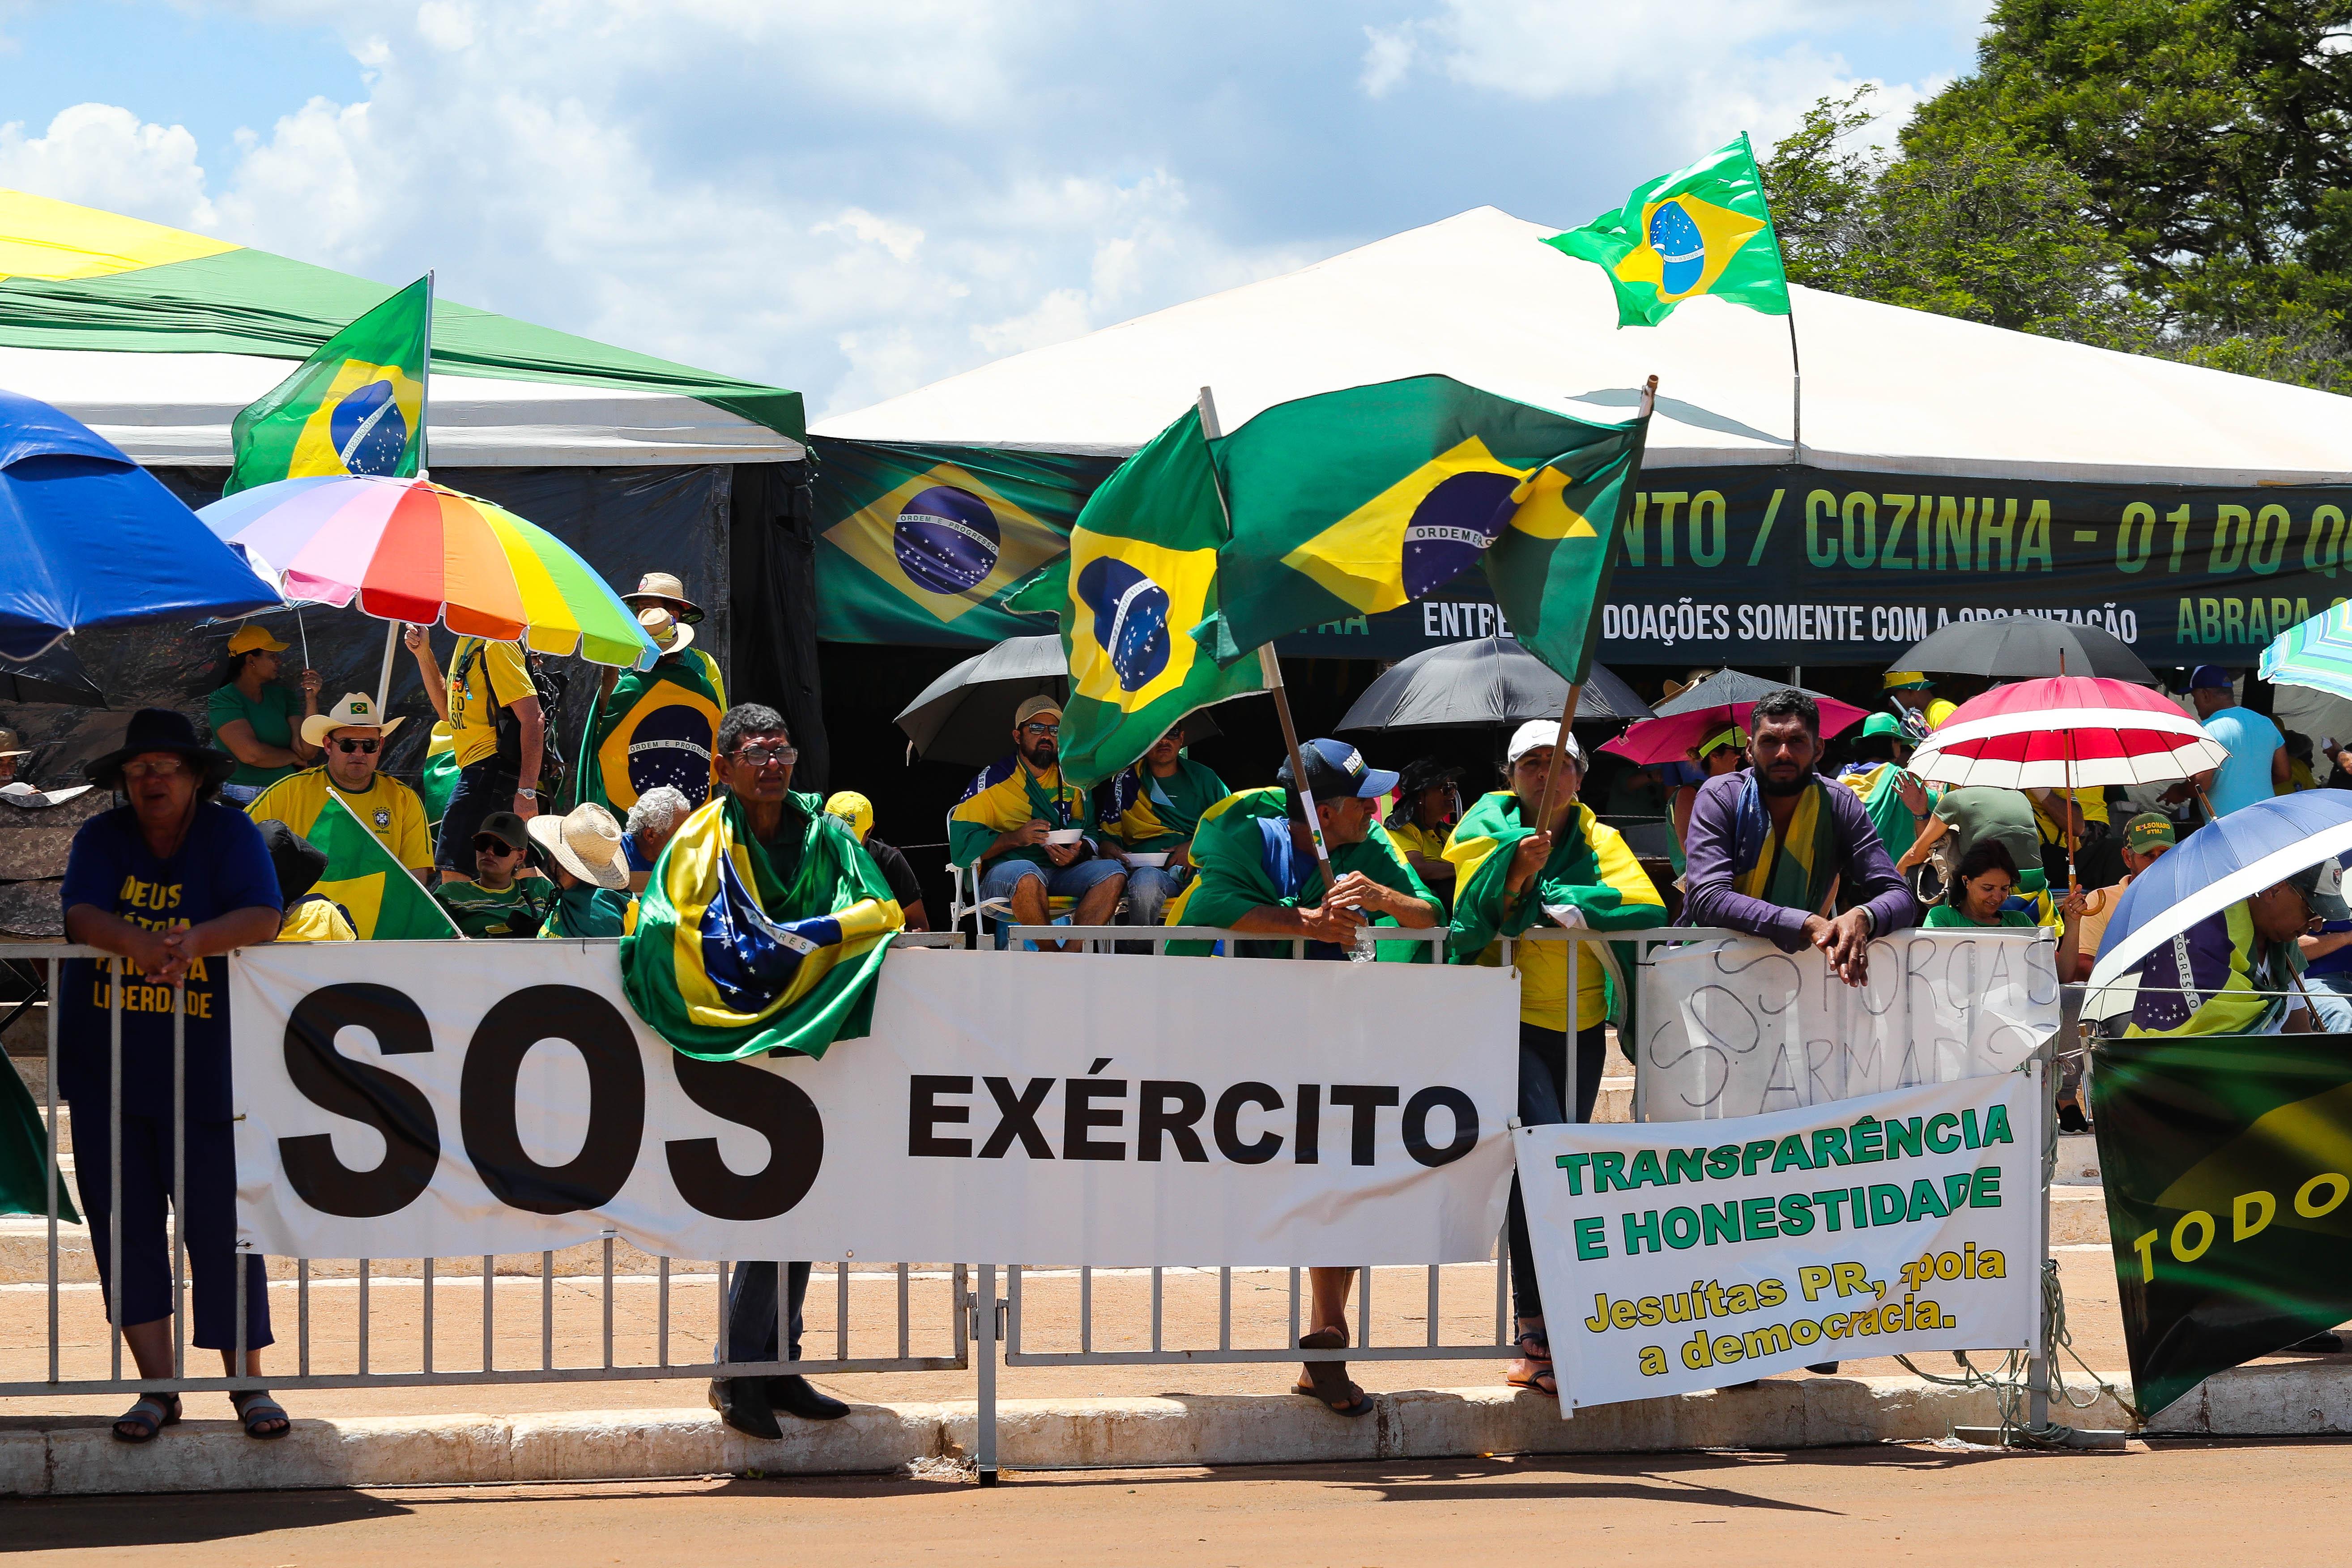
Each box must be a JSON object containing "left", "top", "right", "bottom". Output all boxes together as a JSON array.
[{"left": 0, "top": 1373, "right": 2143, "bottom": 1496}]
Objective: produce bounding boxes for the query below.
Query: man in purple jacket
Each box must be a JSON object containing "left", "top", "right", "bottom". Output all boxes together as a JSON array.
[{"left": 1683, "top": 688, "right": 1918, "bottom": 987}]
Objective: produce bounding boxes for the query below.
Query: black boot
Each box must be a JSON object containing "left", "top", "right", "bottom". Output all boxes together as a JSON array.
[
  {"left": 767, "top": 1374, "right": 850, "bottom": 1420},
  {"left": 709, "top": 1376, "right": 782, "bottom": 1440}
]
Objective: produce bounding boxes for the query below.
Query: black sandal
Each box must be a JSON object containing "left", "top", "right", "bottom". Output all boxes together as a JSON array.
[
  {"left": 230, "top": 1389, "right": 290, "bottom": 1440},
  {"left": 1506, "top": 1327, "right": 1557, "bottom": 1398},
  {"left": 112, "top": 1392, "right": 180, "bottom": 1444},
  {"left": 1296, "top": 1328, "right": 1376, "bottom": 1418}
]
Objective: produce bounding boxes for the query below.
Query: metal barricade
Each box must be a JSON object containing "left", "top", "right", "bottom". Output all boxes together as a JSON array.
[{"left": 0, "top": 942, "right": 967, "bottom": 1403}]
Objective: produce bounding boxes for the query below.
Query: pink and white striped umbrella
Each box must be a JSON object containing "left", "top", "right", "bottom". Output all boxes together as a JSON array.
[{"left": 1907, "top": 675, "right": 2225, "bottom": 790}]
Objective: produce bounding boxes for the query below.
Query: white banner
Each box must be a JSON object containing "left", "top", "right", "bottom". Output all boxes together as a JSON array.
[
  {"left": 1517, "top": 1071, "right": 2043, "bottom": 1410},
  {"left": 230, "top": 942, "right": 1517, "bottom": 1266},
  {"left": 1635, "top": 930, "right": 2059, "bottom": 1122}
]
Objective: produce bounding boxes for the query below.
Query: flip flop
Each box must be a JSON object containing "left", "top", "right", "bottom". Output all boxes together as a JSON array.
[
  {"left": 112, "top": 1392, "right": 179, "bottom": 1444},
  {"left": 230, "top": 1389, "right": 290, "bottom": 1440},
  {"left": 1296, "top": 1328, "right": 1375, "bottom": 1418}
]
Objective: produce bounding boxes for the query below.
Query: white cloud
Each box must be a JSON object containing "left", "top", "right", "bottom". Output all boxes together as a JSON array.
[
  {"left": 0, "top": 2, "right": 1986, "bottom": 418},
  {"left": 0, "top": 104, "right": 217, "bottom": 231}
]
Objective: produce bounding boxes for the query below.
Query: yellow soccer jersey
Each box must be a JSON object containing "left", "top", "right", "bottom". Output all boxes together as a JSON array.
[{"left": 246, "top": 767, "right": 435, "bottom": 872}]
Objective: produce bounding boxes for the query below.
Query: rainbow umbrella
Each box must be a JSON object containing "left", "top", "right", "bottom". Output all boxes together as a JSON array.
[
  {"left": 199, "top": 476, "right": 657, "bottom": 682},
  {"left": 2262, "top": 600, "right": 2352, "bottom": 702}
]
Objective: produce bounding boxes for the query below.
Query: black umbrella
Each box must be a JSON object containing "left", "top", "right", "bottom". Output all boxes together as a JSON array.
[
  {"left": 1337, "top": 639, "right": 1650, "bottom": 732},
  {"left": 1650, "top": 668, "right": 1845, "bottom": 718},
  {"left": 1892, "top": 618, "right": 2155, "bottom": 685},
  {"left": 0, "top": 642, "right": 106, "bottom": 707},
  {"left": 893, "top": 634, "right": 1237, "bottom": 767}
]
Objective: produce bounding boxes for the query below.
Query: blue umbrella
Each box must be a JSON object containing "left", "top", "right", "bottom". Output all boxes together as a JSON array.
[
  {"left": 0, "top": 387, "right": 279, "bottom": 659},
  {"left": 2085, "top": 792, "right": 2352, "bottom": 994}
]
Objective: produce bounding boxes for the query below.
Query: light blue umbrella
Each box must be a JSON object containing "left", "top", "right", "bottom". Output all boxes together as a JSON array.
[
  {"left": 2085, "top": 792, "right": 2352, "bottom": 994},
  {"left": 2260, "top": 600, "right": 2352, "bottom": 701},
  {"left": 0, "top": 386, "right": 279, "bottom": 659}
]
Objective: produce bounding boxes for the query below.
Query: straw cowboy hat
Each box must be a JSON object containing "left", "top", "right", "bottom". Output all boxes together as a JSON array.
[
  {"left": 0, "top": 727, "right": 27, "bottom": 761},
  {"left": 638, "top": 605, "right": 695, "bottom": 656},
  {"left": 527, "top": 802, "right": 631, "bottom": 890},
  {"left": 621, "top": 571, "right": 705, "bottom": 624},
  {"left": 300, "top": 691, "right": 408, "bottom": 749}
]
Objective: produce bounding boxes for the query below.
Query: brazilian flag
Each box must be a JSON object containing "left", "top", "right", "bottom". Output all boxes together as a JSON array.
[
  {"left": 225, "top": 275, "right": 430, "bottom": 495},
  {"left": 1191, "top": 375, "right": 1648, "bottom": 681},
  {"left": 309, "top": 790, "right": 460, "bottom": 939},
  {"left": 574, "top": 647, "right": 727, "bottom": 817},
  {"left": 1008, "top": 407, "right": 1263, "bottom": 789},
  {"left": 0, "top": 1052, "right": 75, "bottom": 1221},
  {"left": 621, "top": 791, "right": 902, "bottom": 1061},
  {"left": 813, "top": 440, "right": 1118, "bottom": 646},
  {"left": 1545, "top": 133, "right": 1790, "bottom": 328}
]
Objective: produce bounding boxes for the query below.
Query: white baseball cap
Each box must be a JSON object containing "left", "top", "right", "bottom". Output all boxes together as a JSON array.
[{"left": 1507, "top": 719, "right": 1585, "bottom": 767}]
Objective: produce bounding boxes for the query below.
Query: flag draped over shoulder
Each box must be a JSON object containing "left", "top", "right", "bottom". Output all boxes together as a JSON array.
[
  {"left": 308, "top": 790, "right": 460, "bottom": 939},
  {"left": 622, "top": 791, "right": 903, "bottom": 1061},
  {"left": 574, "top": 648, "right": 727, "bottom": 816},
  {"left": 226, "top": 275, "right": 430, "bottom": 495},
  {"left": 1166, "top": 785, "right": 1436, "bottom": 962},
  {"left": 1189, "top": 375, "right": 1647, "bottom": 680},
  {"left": 1444, "top": 792, "right": 1663, "bottom": 1034},
  {"left": 1014, "top": 408, "right": 1265, "bottom": 789},
  {"left": 0, "top": 1055, "right": 74, "bottom": 1221},
  {"left": 1543, "top": 133, "right": 1790, "bottom": 328}
]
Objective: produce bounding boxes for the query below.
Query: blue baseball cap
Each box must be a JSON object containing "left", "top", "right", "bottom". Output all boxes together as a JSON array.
[
  {"left": 2189, "top": 665, "right": 2235, "bottom": 690},
  {"left": 1278, "top": 737, "right": 1398, "bottom": 800}
]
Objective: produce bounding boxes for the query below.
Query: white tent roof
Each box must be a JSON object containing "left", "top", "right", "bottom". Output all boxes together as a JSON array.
[
  {"left": 816, "top": 206, "right": 2352, "bottom": 487},
  {"left": 0, "top": 345, "right": 802, "bottom": 466}
]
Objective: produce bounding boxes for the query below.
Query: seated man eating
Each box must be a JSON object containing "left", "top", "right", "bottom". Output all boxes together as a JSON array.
[{"left": 950, "top": 697, "right": 1125, "bottom": 950}]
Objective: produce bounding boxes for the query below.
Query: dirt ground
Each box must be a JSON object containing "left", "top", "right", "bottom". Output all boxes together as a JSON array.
[
  {"left": 8, "top": 1440, "right": 2352, "bottom": 1564},
  {"left": 0, "top": 1247, "right": 2179, "bottom": 1422}
]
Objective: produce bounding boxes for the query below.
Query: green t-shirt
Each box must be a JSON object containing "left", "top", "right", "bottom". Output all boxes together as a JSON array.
[
  {"left": 537, "top": 882, "right": 631, "bottom": 939},
  {"left": 1922, "top": 903, "right": 2037, "bottom": 929},
  {"left": 206, "top": 682, "right": 302, "bottom": 789},
  {"left": 435, "top": 876, "right": 552, "bottom": 938},
  {"left": 1934, "top": 787, "right": 2043, "bottom": 882}
]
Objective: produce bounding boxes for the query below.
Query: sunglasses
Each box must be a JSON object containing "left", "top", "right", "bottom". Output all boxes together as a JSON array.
[
  {"left": 1022, "top": 723, "right": 1061, "bottom": 736},
  {"left": 333, "top": 738, "right": 379, "bottom": 755},
  {"left": 733, "top": 744, "right": 798, "bottom": 767},
  {"left": 472, "top": 835, "right": 522, "bottom": 856}
]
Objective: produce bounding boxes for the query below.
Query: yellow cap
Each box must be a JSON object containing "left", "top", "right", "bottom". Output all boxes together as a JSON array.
[
  {"left": 227, "top": 625, "right": 290, "bottom": 656},
  {"left": 1883, "top": 670, "right": 1933, "bottom": 691},
  {"left": 825, "top": 790, "right": 875, "bottom": 843}
]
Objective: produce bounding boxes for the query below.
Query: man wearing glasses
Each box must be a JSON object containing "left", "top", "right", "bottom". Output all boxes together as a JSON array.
[
  {"left": 245, "top": 690, "right": 435, "bottom": 880},
  {"left": 434, "top": 813, "right": 551, "bottom": 937},
  {"left": 950, "top": 696, "right": 1125, "bottom": 950}
]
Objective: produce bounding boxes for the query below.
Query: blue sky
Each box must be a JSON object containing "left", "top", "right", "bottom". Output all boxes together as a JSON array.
[{"left": 0, "top": 1, "right": 1989, "bottom": 418}]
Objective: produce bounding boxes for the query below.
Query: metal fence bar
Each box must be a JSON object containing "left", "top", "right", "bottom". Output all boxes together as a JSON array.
[
  {"left": 1150, "top": 1265, "right": 1163, "bottom": 1352},
  {"left": 603, "top": 1238, "right": 615, "bottom": 1372},
  {"left": 974, "top": 1263, "right": 998, "bottom": 1486},
  {"left": 482, "top": 1255, "right": 495, "bottom": 1373},
  {"left": 836, "top": 1260, "right": 850, "bottom": 1362},
  {"left": 171, "top": 988, "right": 186, "bottom": 1380},
  {"left": 299, "top": 1259, "right": 311, "bottom": 1375},
  {"left": 1359, "top": 1264, "right": 1372, "bottom": 1348},
  {"left": 657, "top": 1257, "right": 671, "bottom": 1368},
  {"left": 423, "top": 1256, "right": 435, "bottom": 1374},
  {"left": 1080, "top": 1265, "right": 1092, "bottom": 1353},
  {"left": 897, "top": 1263, "right": 910, "bottom": 1360},
  {"left": 358, "top": 1259, "right": 370, "bottom": 1375},
  {"left": 45, "top": 957, "right": 59, "bottom": 1386},
  {"left": 107, "top": 956, "right": 120, "bottom": 1384},
  {"left": 1219, "top": 1268, "right": 1232, "bottom": 1352},
  {"left": 541, "top": 1250, "right": 554, "bottom": 1372},
  {"left": 1425, "top": 1264, "right": 1440, "bottom": 1350}
]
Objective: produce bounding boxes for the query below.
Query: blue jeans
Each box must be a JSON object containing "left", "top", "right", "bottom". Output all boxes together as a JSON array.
[
  {"left": 1120, "top": 865, "right": 1180, "bottom": 926},
  {"left": 723, "top": 1260, "right": 809, "bottom": 1368},
  {"left": 978, "top": 855, "right": 1125, "bottom": 948},
  {"left": 2308, "top": 971, "right": 2352, "bottom": 1033},
  {"left": 435, "top": 758, "right": 519, "bottom": 873}
]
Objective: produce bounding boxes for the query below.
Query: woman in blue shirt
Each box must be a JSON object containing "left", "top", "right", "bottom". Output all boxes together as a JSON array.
[{"left": 60, "top": 708, "right": 290, "bottom": 1443}]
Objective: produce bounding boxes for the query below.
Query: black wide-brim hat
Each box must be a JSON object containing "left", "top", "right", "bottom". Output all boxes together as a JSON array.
[{"left": 86, "top": 707, "right": 237, "bottom": 792}]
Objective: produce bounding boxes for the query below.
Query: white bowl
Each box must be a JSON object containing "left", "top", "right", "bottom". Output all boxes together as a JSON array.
[
  {"left": 1045, "top": 828, "right": 1085, "bottom": 845},
  {"left": 1125, "top": 852, "right": 1170, "bottom": 867}
]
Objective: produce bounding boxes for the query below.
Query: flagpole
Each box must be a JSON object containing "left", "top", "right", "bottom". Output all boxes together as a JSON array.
[
  {"left": 1195, "top": 384, "right": 1334, "bottom": 884},
  {"left": 417, "top": 269, "right": 435, "bottom": 480},
  {"left": 1532, "top": 374, "right": 1657, "bottom": 843},
  {"left": 1785, "top": 306, "right": 1802, "bottom": 463}
]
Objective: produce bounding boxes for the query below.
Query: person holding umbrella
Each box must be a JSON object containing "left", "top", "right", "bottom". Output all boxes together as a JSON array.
[
  {"left": 205, "top": 626, "right": 321, "bottom": 804},
  {"left": 2127, "top": 869, "right": 2321, "bottom": 1037}
]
